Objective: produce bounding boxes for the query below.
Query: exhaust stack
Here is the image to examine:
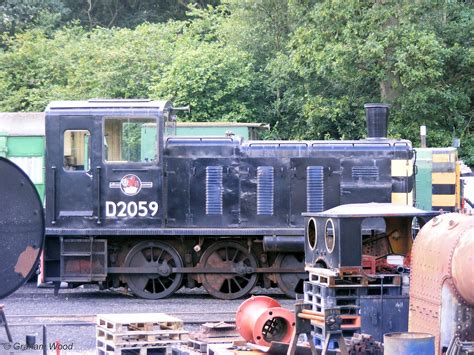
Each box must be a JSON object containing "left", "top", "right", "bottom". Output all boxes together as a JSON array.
[{"left": 365, "top": 103, "right": 389, "bottom": 139}]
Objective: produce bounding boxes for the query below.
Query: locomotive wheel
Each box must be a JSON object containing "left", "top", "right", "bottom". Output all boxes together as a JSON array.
[
  {"left": 274, "top": 253, "right": 307, "bottom": 299},
  {"left": 124, "top": 241, "right": 183, "bottom": 299},
  {"left": 199, "top": 241, "right": 258, "bottom": 300}
]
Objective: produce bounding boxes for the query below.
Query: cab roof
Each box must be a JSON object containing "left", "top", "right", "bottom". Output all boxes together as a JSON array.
[{"left": 46, "top": 99, "right": 170, "bottom": 111}]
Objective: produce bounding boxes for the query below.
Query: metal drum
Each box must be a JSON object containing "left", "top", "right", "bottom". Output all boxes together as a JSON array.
[
  {"left": 0, "top": 157, "right": 44, "bottom": 299},
  {"left": 384, "top": 332, "right": 435, "bottom": 355}
]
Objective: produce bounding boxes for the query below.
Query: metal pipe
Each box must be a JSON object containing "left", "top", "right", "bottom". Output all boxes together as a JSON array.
[{"left": 262, "top": 236, "right": 305, "bottom": 252}]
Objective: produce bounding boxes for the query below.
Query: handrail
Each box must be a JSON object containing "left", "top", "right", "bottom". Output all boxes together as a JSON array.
[
  {"left": 96, "top": 166, "right": 102, "bottom": 225},
  {"left": 51, "top": 166, "right": 57, "bottom": 225}
]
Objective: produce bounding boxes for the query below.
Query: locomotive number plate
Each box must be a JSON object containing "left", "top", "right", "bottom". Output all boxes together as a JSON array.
[{"left": 105, "top": 201, "right": 158, "bottom": 218}]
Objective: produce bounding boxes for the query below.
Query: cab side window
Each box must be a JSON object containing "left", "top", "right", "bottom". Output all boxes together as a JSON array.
[
  {"left": 63, "top": 130, "right": 90, "bottom": 171},
  {"left": 104, "top": 117, "right": 157, "bottom": 163}
]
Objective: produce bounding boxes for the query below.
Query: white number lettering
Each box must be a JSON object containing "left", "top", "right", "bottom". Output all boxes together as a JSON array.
[
  {"left": 106, "top": 201, "right": 116, "bottom": 217},
  {"left": 127, "top": 201, "right": 138, "bottom": 217},
  {"left": 138, "top": 201, "right": 147, "bottom": 217},
  {"left": 105, "top": 201, "right": 159, "bottom": 218},
  {"left": 117, "top": 201, "right": 127, "bottom": 217},
  {"left": 149, "top": 201, "right": 159, "bottom": 216}
]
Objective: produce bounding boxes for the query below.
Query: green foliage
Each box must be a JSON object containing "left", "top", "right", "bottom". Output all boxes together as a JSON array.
[
  {"left": 286, "top": 0, "right": 472, "bottom": 162},
  {"left": 0, "top": 0, "right": 472, "bottom": 163},
  {"left": 0, "top": 0, "right": 70, "bottom": 35},
  {"left": 150, "top": 42, "right": 263, "bottom": 121}
]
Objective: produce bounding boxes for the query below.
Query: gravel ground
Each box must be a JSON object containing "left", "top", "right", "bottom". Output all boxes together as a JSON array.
[{"left": 0, "top": 283, "right": 295, "bottom": 354}]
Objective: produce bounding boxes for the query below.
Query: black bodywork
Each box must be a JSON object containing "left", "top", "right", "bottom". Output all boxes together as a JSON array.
[{"left": 42, "top": 100, "right": 415, "bottom": 298}]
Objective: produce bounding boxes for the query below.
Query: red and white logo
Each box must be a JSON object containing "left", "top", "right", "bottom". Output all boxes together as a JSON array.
[
  {"left": 109, "top": 174, "right": 153, "bottom": 196},
  {"left": 120, "top": 174, "right": 142, "bottom": 196}
]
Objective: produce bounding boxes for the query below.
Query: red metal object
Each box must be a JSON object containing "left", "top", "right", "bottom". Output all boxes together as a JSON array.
[
  {"left": 409, "top": 213, "right": 474, "bottom": 354},
  {"left": 235, "top": 295, "right": 295, "bottom": 347},
  {"left": 362, "top": 255, "right": 376, "bottom": 274}
]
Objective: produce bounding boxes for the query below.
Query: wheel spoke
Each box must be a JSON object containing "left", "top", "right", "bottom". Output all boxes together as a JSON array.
[
  {"left": 226, "top": 279, "right": 232, "bottom": 293},
  {"left": 156, "top": 277, "right": 166, "bottom": 291},
  {"left": 231, "top": 248, "right": 239, "bottom": 262},
  {"left": 232, "top": 278, "right": 243, "bottom": 290},
  {"left": 156, "top": 249, "right": 165, "bottom": 263}
]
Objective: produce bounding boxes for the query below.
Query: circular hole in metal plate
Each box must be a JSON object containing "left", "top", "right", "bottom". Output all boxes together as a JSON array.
[{"left": 325, "top": 219, "right": 335, "bottom": 253}]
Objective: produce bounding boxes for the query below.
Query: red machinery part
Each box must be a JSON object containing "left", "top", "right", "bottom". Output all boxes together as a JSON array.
[{"left": 235, "top": 295, "right": 296, "bottom": 347}]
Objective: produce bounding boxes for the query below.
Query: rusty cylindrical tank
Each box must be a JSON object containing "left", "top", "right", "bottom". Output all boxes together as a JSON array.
[
  {"left": 409, "top": 213, "right": 474, "bottom": 354},
  {"left": 235, "top": 295, "right": 295, "bottom": 347}
]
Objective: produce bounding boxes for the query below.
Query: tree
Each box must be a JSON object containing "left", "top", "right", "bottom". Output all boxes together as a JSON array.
[
  {"left": 150, "top": 6, "right": 266, "bottom": 121},
  {"left": 286, "top": 0, "right": 472, "bottom": 161},
  {"left": 0, "top": 0, "right": 69, "bottom": 35}
]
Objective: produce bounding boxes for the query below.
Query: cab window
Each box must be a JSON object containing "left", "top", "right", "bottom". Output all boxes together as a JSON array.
[
  {"left": 63, "top": 130, "right": 90, "bottom": 171},
  {"left": 104, "top": 117, "right": 157, "bottom": 163}
]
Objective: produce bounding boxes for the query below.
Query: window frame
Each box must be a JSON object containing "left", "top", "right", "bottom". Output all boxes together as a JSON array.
[
  {"left": 62, "top": 129, "right": 91, "bottom": 172},
  {"left": 102, "top": 115, "right": 159, "bottom": 165}
]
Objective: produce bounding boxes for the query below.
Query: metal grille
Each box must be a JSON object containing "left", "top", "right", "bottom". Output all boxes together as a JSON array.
[
  {"left": 307, "top": 166, "right": 324, "bottom": 212},
  {"left": 206, "top": 166, "right": 223, "bottom": 215},
  {"left": 257, "top": 166, "right": 274, "bottom": 215},
  {"left": 352, "top": 166, "right": 379, "bottom": 179}
]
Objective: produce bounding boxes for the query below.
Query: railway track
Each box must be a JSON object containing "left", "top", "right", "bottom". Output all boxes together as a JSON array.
[{"left": 5, "top": 312, "right": 236, "bottom": 327}]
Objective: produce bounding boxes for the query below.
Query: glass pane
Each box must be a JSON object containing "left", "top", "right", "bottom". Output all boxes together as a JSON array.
[
  {"left": 104, "top": 117, "right": 157, "bottom": 163},
  {"left": 63, "top": 130, "right": 90, "bottom": 171}
]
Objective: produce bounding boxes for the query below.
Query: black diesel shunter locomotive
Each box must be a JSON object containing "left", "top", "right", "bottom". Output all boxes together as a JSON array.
[{"left": 42, "top": 100, "right": 414, "bottom": 299}]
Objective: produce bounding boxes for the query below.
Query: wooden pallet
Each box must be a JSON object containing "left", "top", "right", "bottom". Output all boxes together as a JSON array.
[
  {"left": 96, "top": 338, "right": 169, "bottom": 355},
  {"left": 97, "top": 313, "right": 183, "bottom": 333},
  {"left": 305, "top": 267, "right": 401, "bottom": 288},
  {"left": 97, "top": 326, "right": 187, "bottom": 346},
  {"left": 96, "top": 313, "right": 185, "bottom": 354}
]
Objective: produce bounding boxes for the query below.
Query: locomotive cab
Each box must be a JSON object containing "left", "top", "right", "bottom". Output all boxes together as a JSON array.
[{"left": 45, "top": 99, "right": 172, "bottom": 230}]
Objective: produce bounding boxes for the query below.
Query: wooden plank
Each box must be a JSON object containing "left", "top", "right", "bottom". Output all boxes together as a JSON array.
[{"left": 97, "top": 313, "right": 183, "bottom": 332}]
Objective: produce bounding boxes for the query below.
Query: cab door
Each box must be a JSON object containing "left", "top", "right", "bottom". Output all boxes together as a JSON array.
[
  {"left": 101, "top": 116, "right": 162, "bottom": 228},
  {"left": 53, "top": 116, "right": 99, "bottom": 227}
]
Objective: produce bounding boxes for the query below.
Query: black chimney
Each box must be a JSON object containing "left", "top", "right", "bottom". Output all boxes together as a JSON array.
[{"left": 365, "top": 103, "right": 389, "bottom": 139}]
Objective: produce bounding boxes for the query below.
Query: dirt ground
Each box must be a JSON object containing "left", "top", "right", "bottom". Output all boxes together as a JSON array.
[{"left": 0, "top": 283, "right": 295, "bottom": 354}]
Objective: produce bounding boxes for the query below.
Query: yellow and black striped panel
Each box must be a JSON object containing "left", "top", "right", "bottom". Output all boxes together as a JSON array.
[
  {"left": 391, "top": 159, "right": 414, "bottom": 206},
  {"left": 431, "top": 149, "right": 457, "bottom": 211}
]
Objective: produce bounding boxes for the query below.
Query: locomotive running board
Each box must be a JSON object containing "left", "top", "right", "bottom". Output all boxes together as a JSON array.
[{"left": 45, "top": 227, "right": 304, "bottom": 236}]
